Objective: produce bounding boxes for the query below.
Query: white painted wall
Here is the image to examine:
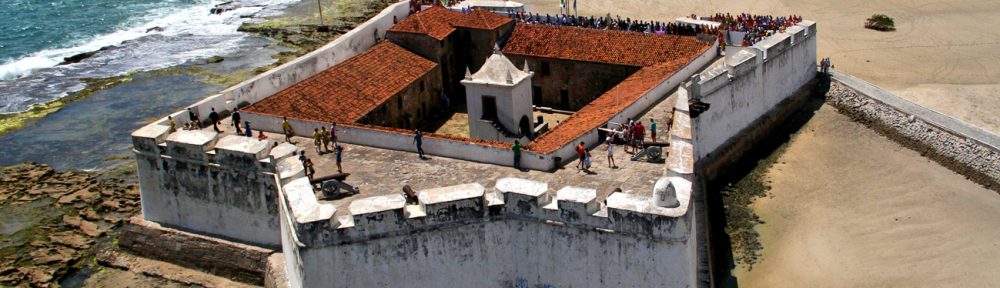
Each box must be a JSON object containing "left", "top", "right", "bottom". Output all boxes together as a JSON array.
[
  {"left": 464, "top": 78, "right": 533, "bottom": 140},
  {"left": 132, "top": 132, "right": 283, "bottom": 247},
  {"left": 691, "top": 21, "right": 817, "bottom": 160},
  {"left": 299, "top": 219, "right": 695, "bottom": 287}
]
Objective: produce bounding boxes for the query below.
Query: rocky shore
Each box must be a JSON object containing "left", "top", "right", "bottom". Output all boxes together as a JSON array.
[{"left": 0, "top": 162, "right": 140, "bottom": 286}]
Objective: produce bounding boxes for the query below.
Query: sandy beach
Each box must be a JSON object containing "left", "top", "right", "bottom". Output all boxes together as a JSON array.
[
  {"left": 519, "top": 0, "right": 1000, "bottom": 134},
  {"left": 735, "top": 105, "right": 1000, "bottom": 287}
]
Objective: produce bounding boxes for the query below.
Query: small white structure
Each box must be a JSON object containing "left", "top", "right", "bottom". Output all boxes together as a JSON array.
[{"left": 461, "top": 46, "right": 534, "bottom": 142}]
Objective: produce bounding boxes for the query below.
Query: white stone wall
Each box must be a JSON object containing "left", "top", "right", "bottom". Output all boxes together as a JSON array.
[
  {"left": 277, "top": 175, "right": 697, "bottom": 288},
  {"left": 131, "top": 128, "right": 291, "bottom": 247},
  {"left": 690, "top": 21, "right": 817, "bottom": 160},
  {"left": 299, "top": 219, "right": 695, "bottom": 287}
]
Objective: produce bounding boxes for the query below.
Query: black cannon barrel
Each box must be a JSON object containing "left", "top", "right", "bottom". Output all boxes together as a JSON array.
[{"left": 310, "top": 172, "right": 350, "bottom": 184}]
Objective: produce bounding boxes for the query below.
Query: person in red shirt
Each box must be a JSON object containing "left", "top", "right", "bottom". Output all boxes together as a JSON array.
[
  {"left": 635, "top": 121, "right": 645, "bottom": 146},
  {"left": 576, "top": 142, "right": 586, "bottom": 170}
]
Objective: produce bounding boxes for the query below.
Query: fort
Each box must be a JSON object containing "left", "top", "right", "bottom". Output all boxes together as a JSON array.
[{"left": 124, "top": 1, "right": 999, "bottom": 288}]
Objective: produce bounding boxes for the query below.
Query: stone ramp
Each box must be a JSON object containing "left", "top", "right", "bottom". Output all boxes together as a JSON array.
[{"left": 116, "top": 216, "right": 276, "bottom": 286}]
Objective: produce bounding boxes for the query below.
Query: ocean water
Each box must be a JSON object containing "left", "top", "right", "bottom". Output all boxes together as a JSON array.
[
  {"left": 0, "top": 0, "right": 298, "bottom": 113},
  {"left": 0, "top": 0, "right": 306, "bottom": 170}
]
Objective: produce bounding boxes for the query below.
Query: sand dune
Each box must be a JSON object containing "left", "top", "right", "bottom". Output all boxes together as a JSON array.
[{"left": 519, "top": 0, "right": 1000, "bottom": 133}]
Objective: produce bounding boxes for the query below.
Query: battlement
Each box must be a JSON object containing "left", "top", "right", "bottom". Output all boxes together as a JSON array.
[
  {"left": 131, "top": 123, "right": 299, "bottom": 247},
  {"left": 698, "top": 20, "right": 816, "bottom": 97},
  {"left": 282, "top": 176, "right": 691, "bottom": 248}
]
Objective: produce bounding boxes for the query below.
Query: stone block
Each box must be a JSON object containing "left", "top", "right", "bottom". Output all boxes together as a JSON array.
[
  {"left": 276, "top": 157, "right": 304, "bottom": 184},
  {"left": 667, "top": 140, "right": 694, "bottom": 175},
  {"left": 283, "top": 177, "right": 335, "bottom": 224},
  {"left": 496, "top": 178, "right": 549, "bottom": 217},
  {"left": 606, "top": 192, "right": 689, "bottom": 239},
  {"left": 730, "top": 50, "right": 758, "bottom": 77},
  {"left": 215, "top": 135, "right": 271, "bottom": 169},
  {"left": 131, "top": 123, "right": 171, "bottom": 153},
  {"left": 165, "top": 130, "right": 218, "bottom": 162},
  {"left": 417, "top": 183, "right": 485, "bottom": 224},
  {"left": 348, "top": 194, "right": 407, "bottom": 233},
  {"left": 555, "top": 186, "right": 598, "bottom": 221},
  {"left": 786, "top": 26, "right": 805, "bottom": 45},
  {"left": 759, "top": 33, "right": 790, "bottom": 59},
  {"left": 797, "top": 20, "right": 816, "bottom": 36},
  {"left": 269, "top": 143, "right": 298, "bottom": 162}
]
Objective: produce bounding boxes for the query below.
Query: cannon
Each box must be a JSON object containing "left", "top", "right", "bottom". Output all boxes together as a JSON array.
[
  {"left": 630, "top": 146, "right": 664, "bottom": 163},
  {"left": 310, "top": 173, "right": 358, "bottom": 199}
]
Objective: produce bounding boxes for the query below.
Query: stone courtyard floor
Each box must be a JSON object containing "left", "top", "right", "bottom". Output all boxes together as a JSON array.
[
  {"left": 314, "top": 92, "right": 677, "bottom": 216},
  {"left": 204, "top": 90, "right": 681, "bottom": 218}
]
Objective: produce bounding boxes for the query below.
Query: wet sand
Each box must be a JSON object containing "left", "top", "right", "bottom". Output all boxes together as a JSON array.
[
  {"left": 734, "top": 105, "right": 1000, "bottom": 287},
  {"left": 518, "top": 0, "right": 1000, "bottom": 134}
]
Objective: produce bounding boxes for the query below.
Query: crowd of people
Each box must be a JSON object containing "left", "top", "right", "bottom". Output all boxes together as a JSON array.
[
  {"left": 571, "top": 108, "right": 676, "bottom": 173},
  {"left": 508, "top": 12, "right": 707, "bottom": 36},
  {"left": 704, "top": 13, "right": 803, "bottom": 46},
  {"left": 410, "top": 0, "right": 806, "bottom": 48},
  {"left": 166, "top": 111, "right": 347, "bottom": 180},
  {"left": 504, "top": 10, "right": 802, "bottom": 47}
]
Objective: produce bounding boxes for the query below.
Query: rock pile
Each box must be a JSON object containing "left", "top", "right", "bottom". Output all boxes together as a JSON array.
[
  {"left": 825, "top": 81, "right": 1000, "bottom": 190},
  {"left": 0, "top": 162, "right": 140, "bottom": 286}
]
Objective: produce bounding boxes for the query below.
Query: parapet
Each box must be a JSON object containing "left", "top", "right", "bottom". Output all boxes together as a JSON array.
[
  {"left": 690, "top": 19, "right": 816, "bottom": 98},
  {"left": 131, "top": 121, "right": 282, "bottom": 173},
  {"left": 284, "top": 172, "right": 693, "bottom": 248}
]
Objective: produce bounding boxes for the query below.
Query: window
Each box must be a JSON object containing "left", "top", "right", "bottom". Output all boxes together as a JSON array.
[
  {"left": 420, "top": 81, "right": 425, "bottom": 92},
  {"left": 541, "top": 62, "right": 550, "bottom": 76},
  {"left": 532, "top": 86, "right": 542, "bottom": 104},
  {"left": 397, "top": 96, "right": 403, "bottom": 110},
  {"left": 560, "top": 89, "right": 569, "bottom": 109},
  {"left": 481, "top": 96, "right": 498, "bottom": 121}
]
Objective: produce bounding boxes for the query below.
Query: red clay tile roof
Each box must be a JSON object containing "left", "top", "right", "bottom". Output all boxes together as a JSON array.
[
  {"left": 503, "top": 24, "right": 709, "bottom": 67},
  {"left": 388, "top": 7, "right": 512, "bottom": 40},
  {"left": 526, "top": 32, "right": 713, "bottom": 153},
  {"left": 243, "top": 41, "right": 437, "bottom": 124},
  {"left": 450, "top": 8, "right": 513, "bottom": 30}
]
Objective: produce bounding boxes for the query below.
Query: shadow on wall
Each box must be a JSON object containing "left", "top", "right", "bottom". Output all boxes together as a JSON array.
[{"left": 706, "top": 74, "right": 829, "bottom": 288}]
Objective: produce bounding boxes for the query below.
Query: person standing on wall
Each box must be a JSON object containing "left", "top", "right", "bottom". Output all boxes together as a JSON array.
[
  {"left": 313, "top": 128, "right": 323, "bottom": 154},
  {"left": 335, "top": 144, "right": 344, "bottom": 173},
  {"left": 666, "top": 107, "right": 675, "bottom": 137},
  {"left": 413, "top": 130, "right": 426, "bottom": 159},
  {"left": 320, "top": 126, "right": 331, "bottom": 152},
  {"left": 167, "top": 116, "right": 176, "bottom": 133},
  {"left": 512, "top": 140, "right": 522, "bottom": 170},
  {"left": 650, "top": 118, "right": 657, "bottom": 142},
  {"left": 232, "top": 108, "right": 242, "bottom": 135},
  {"left": 282, "top": 117, "right": 294, "bottom": 143},
  {"left": 244, "top": 121, "right": 252, "bottom": 138},
  {"left": 606, "top": 136, "right": 616, "bottom": 169},
  {"left": 209, "top": 108, "right": 221, "bottom": 133}
]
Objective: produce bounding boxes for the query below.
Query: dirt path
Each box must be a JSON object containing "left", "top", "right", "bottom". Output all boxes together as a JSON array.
[
  {"left": 733, "top": 105, "right": 1000, "bottom": 287},
  {"left": 518, "top": 0, "right": 1000, "bottom": 134}
]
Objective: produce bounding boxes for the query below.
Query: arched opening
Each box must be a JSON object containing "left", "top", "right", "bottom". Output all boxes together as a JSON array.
[{"left": 519, "top": 115, "right": 532, "bottom": 138}]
